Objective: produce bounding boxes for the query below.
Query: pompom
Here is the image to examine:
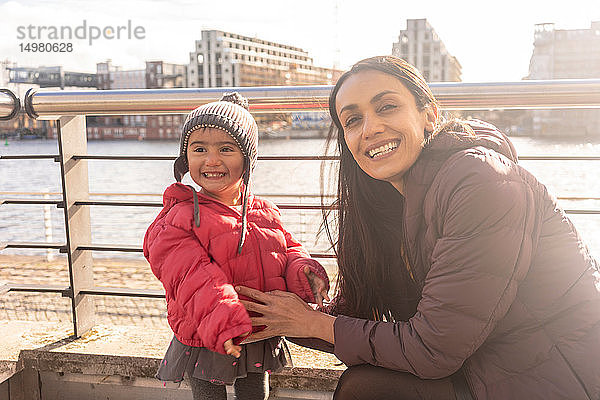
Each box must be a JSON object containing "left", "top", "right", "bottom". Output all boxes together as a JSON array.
[{"left": 220, "top": 92, "right": 249, "bottom": 110}]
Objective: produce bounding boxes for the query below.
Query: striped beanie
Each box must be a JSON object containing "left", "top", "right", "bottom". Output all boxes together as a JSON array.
[{"left": 173, "top": 92, "right": 258, "bottom": 183}]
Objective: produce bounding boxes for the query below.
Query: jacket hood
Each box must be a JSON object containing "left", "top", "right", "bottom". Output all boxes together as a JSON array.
[
  {"left": 162, "top": 182, "right": 253, "bottom": 209},
  {"left": 163, "top": 182, "right": 195, "bottom": 205},
  {"left": 423, "top": 119, "right": 518, "bottom": 163},
  {"left": 162, "top": 182, "right": 253, "bottom": 253}
]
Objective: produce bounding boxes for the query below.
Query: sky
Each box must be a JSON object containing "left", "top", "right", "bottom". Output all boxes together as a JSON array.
[{"left": 1, "top": 0, "right": 599, "bottom": 82}]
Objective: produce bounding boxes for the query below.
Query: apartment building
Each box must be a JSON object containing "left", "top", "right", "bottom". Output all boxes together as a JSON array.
[
  {"left": 527, "top": 21, "right": 600, "bottom": 136},
  {"left": 187, "top": 30, "right": 339, "bottom": 88},
  {"left": 392, "top": 19, "right": 462, "bottom": 82},
  {"left": 93, "top": 60, "right": 187, "bottom": 140}
]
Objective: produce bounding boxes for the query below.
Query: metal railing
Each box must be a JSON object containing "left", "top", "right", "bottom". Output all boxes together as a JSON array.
[
  {"left": 1, "top": 80, "right": 600, "bottom": 337},
  {"left": 21, "top": 79, "right": 600, "bottom": 120},
  {"left": 0, "top": 88, "right": 20, "bottom": 121}
]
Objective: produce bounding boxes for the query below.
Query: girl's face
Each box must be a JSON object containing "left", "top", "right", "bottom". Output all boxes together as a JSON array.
[
  {"left": 335, "top": 69, "right": 437, "bottom": 194},
  {"left": 186, "top": 127, "right": 245, "bottom": 206}
]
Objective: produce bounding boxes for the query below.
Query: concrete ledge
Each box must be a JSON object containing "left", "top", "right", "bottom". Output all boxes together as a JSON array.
[
  {"left": 17, "top": 350, "right": 342, "bottom": 391},
  {"left": 1, "top": 320, "right": 343, "bottom": 399},
  {"left": 8, "top": 350, "right": 341, "bottom": 399},
  {"left": 18, "top": 350, "right": 160, "bottom": 379},
  {"left": 0, "top": 360, "right": 18, "bottom": 383}
]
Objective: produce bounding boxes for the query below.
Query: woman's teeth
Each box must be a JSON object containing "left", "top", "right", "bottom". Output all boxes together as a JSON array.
[
  {"left": 203, "top": 172, "right": 226, "bottom": 177},
  {"left": 368, "top": 142, "right": 399, "bottom": 158}
]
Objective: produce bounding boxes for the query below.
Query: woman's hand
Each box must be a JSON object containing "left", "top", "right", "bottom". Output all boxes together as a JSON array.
[
  {"left": 304, "top": 265, "right": 331, "bottom": 307},
  {"left": 235, "top": 286, "right": 335, "bottom": 345}
]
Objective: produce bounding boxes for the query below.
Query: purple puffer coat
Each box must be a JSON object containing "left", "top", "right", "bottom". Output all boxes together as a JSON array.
[{"left": 333, "top": 120, "right": 600, "bottom": 400}]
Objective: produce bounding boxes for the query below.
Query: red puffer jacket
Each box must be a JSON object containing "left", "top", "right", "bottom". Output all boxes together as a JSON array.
[{"left": 144, "top": 183, "right": 328, "bottom": 354}]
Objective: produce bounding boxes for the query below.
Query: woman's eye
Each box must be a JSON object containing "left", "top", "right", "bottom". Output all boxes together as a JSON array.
[
  {"left": 379, "top": 104, "right": 396, "bottom": 112},
  {"left": 193, "top": 147, "right": 205, "bottom": 152},
  {"left": 343, "top": 116, "right": 360, "bottom": 128},
  {"left": 221, "top": 146, "right": 234, "bottom": 152}
]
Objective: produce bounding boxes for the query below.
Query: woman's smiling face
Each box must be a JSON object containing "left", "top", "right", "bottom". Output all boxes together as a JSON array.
[{"left": 335, "top": 69, "right": 437, "bottom": 193}]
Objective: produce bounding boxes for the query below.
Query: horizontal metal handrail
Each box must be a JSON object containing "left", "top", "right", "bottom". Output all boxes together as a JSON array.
[
  {"left": 74, "top": 200, "right": 162, "bottom": 207},
  {"left": 3, "top": 192, "right": 600, "bottom": 201},
  {"left": 80, "top": 286, "right": 165, "bottom": 298},
  {"left": 73, "top": 244, "right": 336, "bottom": 259},
  {"left": 0, "top": 242, "right": 66, "bottom": 251},
  {"left": 0, "top": 198, "right": 64, "bottom": 207},
  {"left": 3, "top": 197, "right": 599, "bottom": 214},
  {"left": 559, "top": 197, "right": 600, "bottom": 201},
  {"left": 0, "top": 283, "right": 164, "bottom": 299},
  {"left": 0, "top": 88, "right": 20, "bottom": 121},
  {"left": 518, "top": 156, "right": 600, "bottom": 161},
  {"left": 71, "top": 200, "right": 338, "bottom": 210},
  {"left": 23, "top": 79, "right": 600, "bottom": 119},
  {"left": 4, "top": 154, "right": 600, "bottom": 162},
  {"left": 5, "top": 285, "right": 334, "bottom": 309},
  {"left": 0, "top": 154, "right": 60, "bottom": 161},
  {"left": 0, "top": 283, "right": 161, "bottom": 299},
  {"left": 1, "top": 241, "right": 336, "bottom": 257},
  {"left": 3, "top": 193, "right": 600, "bottom": 210},
  {"left": 72, "top": 155, "right": 175, "bottom": 161},
  {"left": 0, "top": 241, "right": 337, "bottom": 259},
  {"left": 3, "top": 283, "right": 70, "bottom": 296},
  {"left": 71, "top": 155, "right": 341, "bottom": 161}
]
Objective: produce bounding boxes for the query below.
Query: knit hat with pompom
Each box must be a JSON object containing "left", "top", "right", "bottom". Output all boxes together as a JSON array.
[{"left": 173, "top": 92, "right": 258, "bottom": 183}]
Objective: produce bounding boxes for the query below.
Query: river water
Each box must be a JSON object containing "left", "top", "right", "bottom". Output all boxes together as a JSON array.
[{"left": 1, "top": 136, "right": 599, "bottom": 260}]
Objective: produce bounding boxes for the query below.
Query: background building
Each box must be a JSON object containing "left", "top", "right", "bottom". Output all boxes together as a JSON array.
[
  {"left": 187, "top": 30, "right": 340, "bottom": 88},
  {"left": 528, "top": 21, "right": 600, "bottom": 79},
  {"left": 96, "top": 60, "right": 145, "bottom": 90},
  {"left": 88, "top": 60, "right": 187, "bottom": 140},
  {"left": 392, "top": 19, "right": 462, "bottom": 82},
  {"left": 146, "top": 61, "right": 187, "bottom": 89},
  {"left": 187, "top": 30, "right": 339, "bottom": 134},
  {"left": 526, "top": 21, "right": 600, "bottom": 136}
]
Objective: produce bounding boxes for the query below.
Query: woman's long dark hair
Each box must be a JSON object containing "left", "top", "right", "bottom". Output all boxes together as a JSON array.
[{"left": 321, "top": 56, "right": 439, "bottom": 321}]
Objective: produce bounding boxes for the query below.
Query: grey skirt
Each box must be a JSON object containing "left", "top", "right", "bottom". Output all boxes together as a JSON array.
[{"left": 156, "top": 335, "right": 292, "bottom": 386}]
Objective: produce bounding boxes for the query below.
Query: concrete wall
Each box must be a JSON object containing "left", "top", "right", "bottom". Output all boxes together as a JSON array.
[{"left": 2, "top": 350, "right": 340, "bottom": 400}]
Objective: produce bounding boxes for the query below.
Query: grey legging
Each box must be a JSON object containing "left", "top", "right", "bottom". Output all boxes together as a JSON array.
[{"left": 187, "top": 372, "right": 269, "bottom": 400}]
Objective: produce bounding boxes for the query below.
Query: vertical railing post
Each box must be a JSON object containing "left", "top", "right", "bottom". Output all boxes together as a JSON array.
[{"left": 57, "top": 115, "right": 95, "bottom": 337}]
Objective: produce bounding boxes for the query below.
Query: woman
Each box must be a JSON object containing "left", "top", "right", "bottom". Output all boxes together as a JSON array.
[{"left": 236, "top": 56, "right": 600, "bottom": 399}]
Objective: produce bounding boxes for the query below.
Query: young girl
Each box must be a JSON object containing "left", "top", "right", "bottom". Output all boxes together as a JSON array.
[{"left": 143, "top": 92, "right": 330, "bottom": 400}]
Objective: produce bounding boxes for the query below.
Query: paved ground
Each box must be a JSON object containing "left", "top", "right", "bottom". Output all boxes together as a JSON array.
[{"left": 0, "top": 254, "right": 167, "bottom": 327}]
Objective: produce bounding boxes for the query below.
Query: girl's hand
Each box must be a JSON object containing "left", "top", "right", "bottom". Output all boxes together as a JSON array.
[
  {"left": 224, "top": 339, "right": 242, "bottom": 358},
  {"left": 223, "top": 331, "right": 249, "bottom": 358},
  {"left": 304, "top": 265, "right": 330, "bottom": 307},
  {"left": 235, "top": 286, "right": 335, "bottom": 345}
]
